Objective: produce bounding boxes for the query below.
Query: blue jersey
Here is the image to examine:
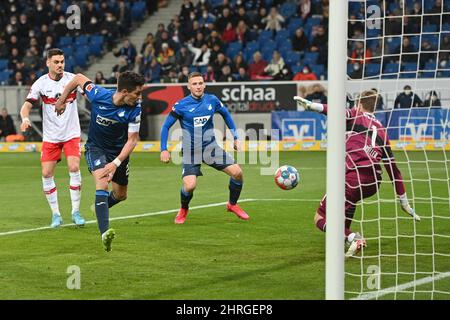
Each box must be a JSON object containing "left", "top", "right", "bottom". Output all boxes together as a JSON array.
[
  {"left": 83, "top": 82, "right": 141, "bottom": 154},
  {"left": 162, "top": 93, "right": 237, "bottom": 151}
]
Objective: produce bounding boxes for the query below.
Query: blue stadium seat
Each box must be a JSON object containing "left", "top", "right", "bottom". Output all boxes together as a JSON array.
[
  {"left": 0, "top": 59, "right": 8, "bottom": 70},
  {"left": 364, "top": 63, "right": 381, "bottom": 77},
  {"left": 226, "top": 41, "right": 243, "bottom": 59},
  {"left": 424, "top": 61, "right": 437, "bottom": 70},
  {"left": 291, "top": 65, "right": 303, "bottom": 75},
  {"left": 278, "top": 41, "right": 292, "bottom": 57},
  {"left": 131, "top": 1, "right": 146, "bottom": 21},
  {"left": 261, "top": 49, "right": 273, "bottom": 62},
  {"left": 288, "top": 18, "right": 303, "bottom": 36},
  {"left": 366, "top": 27, "right": 382, "bottom": 38},
  {"left": 280, "top": 2, "right": 297, "bottom": 19},
  {"left": 310, "top": 64, "right": 325, "bottom": 77},
  {"left": 258, "top": 30, "right": 273, "bottom": 43},
  {"left": 423, "top": 24, "right": 438, "bottom": 33},
  {"left": 58, "top": 36, "right": 73, "bottom": 47},
  {"left": 381, "top": 74, "right": 399, "bottom": 79},
  {"left": 438, "top": 70, "right": 450, "bottom": 77},
  {"left": 402, "top": 62, "right": 418, "bottom": 71},
  {"left": 74, "top": 46, "right": 89, "bottom": 68},
  {"left": 260, "top": 40, "right": 276, "bottom": 53},
  {"left": 245, "top": 41, "right": 259, "bottom": 53},
  {"left": 303, "top": 52, "right": 319, "bottom": 65},
  {"left": 90, "top": 35, "right": 104, "bottom": 46},
  {"left": 409, "top": 36, "right": 420, "bottom": 50},
  {"left": 285, "top": 51, "right": 301, "bottom": 67},
  {"left": 61, "top": 46, "right": 74, "bottom": 57},
  {"left": 419, "top": 71, "right": 436, "bottom": 78},
  {"left": 384, "top": 63, "right": 400, "bottom": 74},
  {"left": 0, "top": 71, "right": 11, "bottom": 84},
  {"left": 75, "top": 35, "right": 89, "bottom": 46},
  {"left": 399, "top": 72, "right": 417, "bottom": 78}
]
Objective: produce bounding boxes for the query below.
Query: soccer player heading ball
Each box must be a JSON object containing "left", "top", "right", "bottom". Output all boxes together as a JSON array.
[
  {"left": 294, "top": 91, "right": 420, "bottom": 258},
  {"left": 55, "top": 71, "right": 144, "bottom": 252},
  {"left": 160, "top": 72, "right": 249, "bottom": 224}
]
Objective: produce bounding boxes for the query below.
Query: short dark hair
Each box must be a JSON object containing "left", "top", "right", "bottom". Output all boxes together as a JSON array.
[
  {"left": 47, "top": 48, "right": 64, "bottom": 59},
  {"left": 358, "top": 90, "right": 378, "bottom": 112},
  {"left": 117, "top": 71, "right": 145, "bottom": 91},
  {"left": 188, "top": 72, "right": 203, "bottom": 80}
]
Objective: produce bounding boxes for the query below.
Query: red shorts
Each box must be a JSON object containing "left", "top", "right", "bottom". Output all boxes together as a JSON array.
[
  {"left": 41, "top": 137, "right": 81, "bottom": 162},
  {"left": 317, "top": 169, "right": 380, "bottom": 218}
]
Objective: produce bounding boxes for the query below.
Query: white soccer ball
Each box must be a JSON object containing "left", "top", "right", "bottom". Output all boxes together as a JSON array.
[{"left": 274, "top": 165, "right": 300, "bottom": 190}]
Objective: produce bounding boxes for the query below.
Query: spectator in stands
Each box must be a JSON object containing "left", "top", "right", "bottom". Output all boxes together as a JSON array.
[
  {"left": 263, "top": 7, "right": 285, "bottom": 32},
  {"left": 204, "top": 65, "right": 216, "bottom": 82},
  {"left": 112, "top": 57, "right": 130, "bottom": 74},
  {"left": 419, "top": 41, "right": 437, "bottom": 69},
  {"left": 159, "top": 56, "right": 175, "bottom": 76},
  {"left": 94, "top": 71, "right": 107, "bottom": 85},
  {"left": 264, "top": 51, "right": 285, "bottom": 79},
  {"left": 248, "top": 51, "right": 269, "bottom": 80},
  {"left": 22, "top": 49, "right": 39, "bottom": 72},
  {"left": 212, "top": 53, "right": 231, "bottom": 79},
  {"left": 297, "top": 85, "right": 308, "bottom": 98},
  {"left": 157, "top": 43, "right": 175, "bottom": 64},
  {"left": 236, "top": 7, "right": 252, "bottom": 29},
  {"left": 398, "top": 37, "right": 418, "bottom": 63},
  {"left": 214, "top": 0, "right": 233, "bottom": 17},
  {"left": 155, "top": 31, "right": 177, "bottom": 54},
  {"left": 349, "top": 62, "right": 363, "bottom": 79},
  {"left": 101, "top": 12, "right": 120, "bottom": 50},
  {"left": 231, "top": 53, "right": 248, "bottom": 74},
  {"left": 43, "top": 35, "right": 54, "bottom": 56},
  {"left": 305, "top": 83, "right": 328, "bottom": 104},
  {"left": 178, "top": 66, "right": 190, "bottom": 83},
  {"left": 137, "top": 43, "right": 156, "bottom": 74},
  {"left": 216, "top": 8, "right": 235, "bottom": 33},
  {"left": 143, "top": 59, "right": 161, "bottom": 83},
  {"left": 175, "top": 46, "right": 194, "bottom": 69},
  {"left": 234, "top": 67, "right": 250, "bottom": 81},
  {"left": 193, "top": 32, "right": 207, "bottom": 48},
  {"left": 394, "top": 85, "right": 423, "bottom": 108},
  {"left": 293, "top": 65, "right": 318, "bottom": 81},
  {"left": 188, "top": 43, "right": 211, "bottom": 69},
  {"left": 161, "top": 69, "right": 179, "bottom": 83},
  {"left": 310, "top": 25, "right": 328, "bottom": 65},
  {"left": 221, "top": 22, "right": 237, "bottom": 43},
  {"left": 206, "top": 30, "right": 224, "bottom": 51},
  {"left": 114, "top": 39, "right": 138, "bottom": 68},
  {"left": 0, "top": 37, "right": 8, "bottom": 59},
  {"left": 195, "top": 0, "right": 212, "bottom": 14},
  {"left": 299, "top": 0, "right": 312, "bottom": 21},
  {"left": 9, "top": 71, "right": 25, "bottom": 86},
  {"left": 117, "top": 0, "right": 132, "bottom": 37},
  {"left": 275, "top": 65, "right": 293, "bottom": 81},
  {"left": 351, "top": 41, "right": 373, "bottom": 65},
  {"left": 0, "top": 108, "right": 17, "bottom": 141},
  {"left": 26, "top": 72, "right": 38, "bottom": 86},
  {"left": 140, "top": 33, "right": 155, "bottom": 55},
  {"left": 253, "top": 7, "right": 268, "bottom": 30},
  {"left": 235, "top": 20, "right": 250, "bottom": 45},
  {"left": 292, "top": 28, "right": 309, "bottom": 52},
  {"left": 217, "top": 65, "right": 234, "bottom": 82},
  {"left": 371, "top": 88, "right": 386, "bottom": 111},
  {"left": 423, "top": 90, "right": 442, "bottom": 107},
  {"left": 199, "top": 8, "right": 216, "bottom": 27},
  {"left": 180, "top": 0, "right": 195, "bottom": 22}
]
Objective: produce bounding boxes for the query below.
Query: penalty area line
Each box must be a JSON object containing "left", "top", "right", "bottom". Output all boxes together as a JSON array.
[{"left": 0, "top": 198, "right": 309, "bottom": 237}]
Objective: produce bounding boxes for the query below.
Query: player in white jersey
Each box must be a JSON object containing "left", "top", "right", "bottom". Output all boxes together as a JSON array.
[{"left": 19, "top": 48, "right": 85, "bottom": 228}]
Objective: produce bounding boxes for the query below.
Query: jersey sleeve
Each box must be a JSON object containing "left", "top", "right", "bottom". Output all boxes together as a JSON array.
[
  {"left": 83, "top": 82, "right": 108, "bottom": 103},
  {"left": 170, "top": 102, "right": 183, "bottom": 119},
  {"left": 128, "top": 107, "right": 141, "bottom": 133},
  {"left": 25, "top": 79, "right": 41, "bottom": 103}
]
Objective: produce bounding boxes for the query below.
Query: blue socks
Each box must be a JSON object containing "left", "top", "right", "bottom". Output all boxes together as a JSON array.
[
  {"left": 108, "top": 191, "right": 121, "bottom": 208},
  {"left": 95, "top": 190, "right": 109, "bottom": 234},
  {"left": 229, "top": 178, "right": 243, "bottom": 205},
  {"left": 180, "top": 187, "right": 193, "bottom": 209}
]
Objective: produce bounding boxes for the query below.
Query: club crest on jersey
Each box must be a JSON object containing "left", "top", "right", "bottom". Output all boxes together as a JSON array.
[
  {"left": 193, "top": 115, "right": 211, "bottom": 127},
  {"left": 96, "top": 115, "right": 118, "bottom": 126},
  {"left": 85, "top": 83, "right": 94, "bottom": 92}
]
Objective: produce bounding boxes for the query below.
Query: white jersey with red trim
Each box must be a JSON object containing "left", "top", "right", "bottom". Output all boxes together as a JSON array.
[{"left": 26, "top": 72, "right": 81, "bottom": 143}]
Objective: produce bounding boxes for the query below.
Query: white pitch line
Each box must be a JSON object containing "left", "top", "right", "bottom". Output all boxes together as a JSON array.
[{"left": 352, "top": 272, "right": 450, "bottom": 300}]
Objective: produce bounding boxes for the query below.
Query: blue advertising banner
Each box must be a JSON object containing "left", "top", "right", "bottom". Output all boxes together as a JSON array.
[{"left": 272, "top": 108, "right": 450, "bottom": 142}]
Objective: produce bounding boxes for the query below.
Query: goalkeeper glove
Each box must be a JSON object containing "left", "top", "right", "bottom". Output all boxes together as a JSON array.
[
  {"left": 293, "top": 96, "right": 324, "bottom": 112},
  {"left": 398, "top": 194, "right": 421, "bottom": 221}
]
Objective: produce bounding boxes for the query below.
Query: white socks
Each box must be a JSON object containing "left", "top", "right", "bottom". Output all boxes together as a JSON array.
[
  {"left": 69, "top": 171, "right": 82, "bottom": 214},
  {"left": 42, "top": 176, "right": 60, "bottom": 215}
]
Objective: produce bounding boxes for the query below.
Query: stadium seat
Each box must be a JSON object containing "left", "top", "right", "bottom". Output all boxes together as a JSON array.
[
  {"left": 402, "top": 63, "right": 418, "bottom": 71},
  {"left": 0, "top": 59, "right": 8, "bottom": 70},
  {"left": 0, "top": 71, "right": 11, "bottom": 84},
  {"left": 303, "top": 52, "right": 319, "bottom": 65},
  {"left": 310, "top": 64, "right": 325, "bottom": 77},
  {"left": 61, "top": 46, "right": 74, "bottom": 57},
  {"left": 424, "top": 61, "right": 437, "bottom": 70},
  {"left": 226, "top": 41, "right": 243, "bottom": 60},
  {"left": 384, "top": 63, "right": 400, "bottom": 74},
  {"left": 285, "top": 51, "right": 301, "bottom": 67},
  {"left": 258, "top": 30, "right": 273, "bottom": 43},
  {"left": 399, "top": 72, "right": 417, "bottom": 78},
  {"left": 58, "top": 36, "right": 73, "bottom": 47},
  {"left": 423, "top": 24, "right": 438, "bottom": 33},
  {"left": 280, "top": 2, "right": 297, "bottom": 19},
  {"left": 291, "top": 65, "right": 303, "bottom": 75},
  {"left": 364, "top": 63, "right": 381, "bottom": 77},
  {"left": 288, "top": 18, "right": 303, "bottom": 36},
  {"left": 419, "top": 71, "right": 437, "bottom": 78},
  {"left": 131, "top": 1, "right": 146, "bottom": 21},
  {"left": 75, "top": 35, "right": 89, "bottom": 46}
]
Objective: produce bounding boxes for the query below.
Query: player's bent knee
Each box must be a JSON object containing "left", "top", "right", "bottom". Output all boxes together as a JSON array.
[
  {"left": 68, "top": 165, "right": 80, "bottom": 172},
  {"left": 115, "top": 193, "right": 127, "bottom": 201}
]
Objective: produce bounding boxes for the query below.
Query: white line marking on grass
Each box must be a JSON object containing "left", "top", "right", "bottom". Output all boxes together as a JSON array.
[{"left": 351, "top": 272, "right": 450, "bottom": 300}]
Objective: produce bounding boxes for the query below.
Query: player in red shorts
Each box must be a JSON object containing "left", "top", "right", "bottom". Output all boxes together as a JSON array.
[
  {"left": 19, "top": 48, "right": 85, "bottom": 228},
  {"left": 294, "top": 90, "right": 420, "bottom": 257}
]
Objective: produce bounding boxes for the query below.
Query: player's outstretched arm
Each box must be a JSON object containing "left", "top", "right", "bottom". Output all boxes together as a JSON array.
[
  {"left": 383, "top": 155, "right": 421, "bottom": 221},
  {"left": 160, "top": 113, "right": 177, "bottom": 163},
  {"left": 293, "top": 96, "right": 326, "bottom": 113},
  {"left": 55, "top": 73, "right": 92, "bottom": 115}
]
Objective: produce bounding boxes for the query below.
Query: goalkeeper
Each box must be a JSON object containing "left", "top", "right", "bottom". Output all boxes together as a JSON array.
[{"left": 294, "top": 90, "right": 420, "bottom": 257}]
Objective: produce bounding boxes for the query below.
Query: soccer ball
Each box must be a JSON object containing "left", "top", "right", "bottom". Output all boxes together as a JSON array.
[{"left": 274, "top": 165, "right": 300, "bottom": 190}]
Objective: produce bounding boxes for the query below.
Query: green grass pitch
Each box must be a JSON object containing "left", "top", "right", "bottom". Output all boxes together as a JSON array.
[{"left": 0, "top": 151, "right": 448, "bottom": 300}]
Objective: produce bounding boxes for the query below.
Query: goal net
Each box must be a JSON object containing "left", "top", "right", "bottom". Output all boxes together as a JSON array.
[{"left": 344, "top": 0, "right": 450, "bottom": 299}]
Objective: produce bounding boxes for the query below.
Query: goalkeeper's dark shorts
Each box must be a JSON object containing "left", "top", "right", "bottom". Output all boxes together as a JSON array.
[{"left": 317, "top": 169, "right": 380, "bottom": 218}]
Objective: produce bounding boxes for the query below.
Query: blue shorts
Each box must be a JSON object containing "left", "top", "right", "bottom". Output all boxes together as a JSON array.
[
  {"left": 85, "top": 145, "right": 130, "bottom": 186},
  {"left": 182, "top": 143, "right": 235, "bottom": 178}
]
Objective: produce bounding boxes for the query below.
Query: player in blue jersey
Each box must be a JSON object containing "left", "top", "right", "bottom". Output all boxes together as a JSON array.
[
  {"left": 55, "top": 71, "right": 144, "bottom": 252},
  {"left": 160, "top": 72, "right": 249, "bottom": 224}
]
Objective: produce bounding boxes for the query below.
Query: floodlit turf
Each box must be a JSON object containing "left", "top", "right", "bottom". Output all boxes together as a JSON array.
[{"left": 0, "top": 151, "right": 448, "bottom": 300}]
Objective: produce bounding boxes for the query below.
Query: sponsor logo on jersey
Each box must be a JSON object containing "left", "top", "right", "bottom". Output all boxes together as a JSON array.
[
  {"left": 118, "top": 111, "right": 125, "bottom": 117},
  {"left": 96, "top": 115, "right": 118, "bottom": 126},
  {"left": 208, "top": 104, "right": 212, "bottom": 110},
  {"left": 85, "top": 83, "right": 94, "bottom": 92},
  {"left": 193, "top": 115, "right": 211, "bottom": 127}
]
